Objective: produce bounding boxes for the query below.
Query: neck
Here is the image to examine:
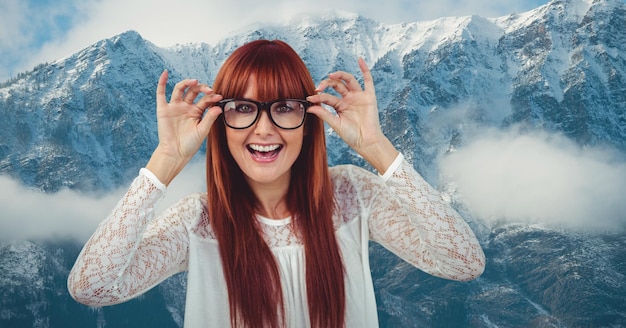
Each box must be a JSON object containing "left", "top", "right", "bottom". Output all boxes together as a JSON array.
[{"left": 247, "top": 176, "right": 291, "bottom": 220}]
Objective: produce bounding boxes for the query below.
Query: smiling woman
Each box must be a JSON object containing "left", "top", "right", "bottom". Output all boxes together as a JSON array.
[{"left": 66, "top": 39, "right": 485, "bottom": 328}]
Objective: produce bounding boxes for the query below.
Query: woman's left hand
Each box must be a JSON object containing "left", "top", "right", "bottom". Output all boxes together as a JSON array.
[
  {"left": 307, "top": 58, "right": 398, "bottom": 173},
  {"left": 306, "top": 58, "right": 383, "bottom": 152}
]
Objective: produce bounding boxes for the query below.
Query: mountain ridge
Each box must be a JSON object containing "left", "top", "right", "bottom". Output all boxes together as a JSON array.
[{"left": 3, "top": 0, "right": 624, "bottom": 192}]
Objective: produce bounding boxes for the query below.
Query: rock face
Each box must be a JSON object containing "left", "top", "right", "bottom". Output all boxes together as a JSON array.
[{"left": 1, "top": 0, "right": 625, "bottom": 326}]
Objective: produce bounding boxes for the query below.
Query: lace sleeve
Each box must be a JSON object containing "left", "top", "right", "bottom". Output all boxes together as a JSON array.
[
  {"left": 67, "top": 169, "right": 197, "bottom": 306},
  {"left": 364, "top": 156, "right": 485, "bottom": 281}
]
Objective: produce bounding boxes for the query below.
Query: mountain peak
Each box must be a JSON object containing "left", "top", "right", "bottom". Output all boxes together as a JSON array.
[
  {"left": 541, "top": 0, "right": 595, "bottom": 22},
  {"left": 284, "top": 10, "right": 375, "bottom": 26},
  {"left": 110, "top": 29, "right": 144, "bottom": 42}
]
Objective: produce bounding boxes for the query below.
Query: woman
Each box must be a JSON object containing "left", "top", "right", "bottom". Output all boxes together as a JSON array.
[{"left": 68, "top": 40, "right": 485, "bottom": 328}]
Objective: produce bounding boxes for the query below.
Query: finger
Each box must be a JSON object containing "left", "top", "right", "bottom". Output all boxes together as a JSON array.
[
  {"left": 324, "top": 79, "right": 351, "bottom": 97},
  {"left": 306, "top": 104, "right": 340, "bottom": 130},
  {"left": 358, "top": 58, "right": 375, "bottom": 93},
  {"left": 195, "top": 93, "right": 223, "bottom": 111},
  {"left": 328, "top": 70, "right": 362, "bottom": 92},
  {"left": 315, "top": 79, "right": 328, "bottom": 93},
  {"left": 156, "top": 70, "right": 168, "bottom": 107},
  {"left": 183, "top": 83, "right": 211, "bottom": 104},
  {"left": 307, "top": 93, "right": 342, "bottom": 110},
  {"left": 171, "top": 78, "right": 199, "bottom": 102},
  {"left": 197, "top": 106, "right": 223, "bottom": 137}
]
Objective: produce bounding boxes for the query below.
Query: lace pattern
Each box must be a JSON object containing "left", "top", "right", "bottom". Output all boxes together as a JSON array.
[
  {"left": 365, "top": 160, "right": 484, "bottom": 281},
  {"left": 68, "top": 156, "right": 485, "bottom": 307},
  {"left": 67, "top": 171, "right": 190, "bottom": 305}
]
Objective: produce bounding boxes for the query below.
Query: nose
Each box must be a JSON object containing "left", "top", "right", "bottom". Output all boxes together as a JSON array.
[{"left": 253, "top": 110, "right": 275, "bottom": 135}]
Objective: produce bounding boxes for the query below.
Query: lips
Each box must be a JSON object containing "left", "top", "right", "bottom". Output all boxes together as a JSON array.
[{"left": 247, "top": 144, "right": 282, "bottom": 160}]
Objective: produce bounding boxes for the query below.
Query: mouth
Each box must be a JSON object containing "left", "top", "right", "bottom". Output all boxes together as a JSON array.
[{"left": 247, "top": 144, "right": 283, "bottom": 160}]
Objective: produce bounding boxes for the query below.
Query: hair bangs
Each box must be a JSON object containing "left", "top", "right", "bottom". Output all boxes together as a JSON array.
[{"left": 214, "top": 40, "right": 315, "bottom": 101}]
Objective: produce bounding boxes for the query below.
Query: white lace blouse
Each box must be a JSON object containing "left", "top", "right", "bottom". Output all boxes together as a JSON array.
[{"left": 67, "top": 154, "right": 485, "bottom": 327}]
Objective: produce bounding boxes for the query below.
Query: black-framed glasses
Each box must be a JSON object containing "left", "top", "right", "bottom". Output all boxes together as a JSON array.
[{"left": 216, "top": 98, "right": 312, "bottom": 130}]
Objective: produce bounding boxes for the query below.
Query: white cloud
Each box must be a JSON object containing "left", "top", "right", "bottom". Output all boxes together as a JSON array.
[
  {"left": 0, "top": 159, "right": 206, "bottom": 242},
  {"left": 439, "top": 128, "right": 626, "bottom": 231},
  {"left": 403, "top": 0, "right": 544, "bottom": 21},
  {"left": 0, "top": 0, "right": 95, "bottom": 79},
  {"left": 0, "top": 0, "right": 27, "bottom": 50}
]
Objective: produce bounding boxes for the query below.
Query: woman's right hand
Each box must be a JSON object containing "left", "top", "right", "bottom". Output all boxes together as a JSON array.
[{"left": 146, "top": 70, "right": 223, "bottom": 186}]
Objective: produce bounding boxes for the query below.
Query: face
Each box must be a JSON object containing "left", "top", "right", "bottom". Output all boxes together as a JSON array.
[{"left": 225, "top": 77, "right": 305, "bottom": 190}]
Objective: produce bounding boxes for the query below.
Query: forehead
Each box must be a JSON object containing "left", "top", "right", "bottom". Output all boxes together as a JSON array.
[
  {"left": 233, "top": 71, "right": 305, "bottom": 101},
  {"left": 242, "top": 75, "right": 258, "bottom": 100}
]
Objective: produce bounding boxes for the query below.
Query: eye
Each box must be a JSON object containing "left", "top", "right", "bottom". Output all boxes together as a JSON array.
[
  {"left": 273, "top": 102, "right": 296, "bottom": 113},
  {"left": 235, "top": 103, "right": 256, "bottom": 113}
]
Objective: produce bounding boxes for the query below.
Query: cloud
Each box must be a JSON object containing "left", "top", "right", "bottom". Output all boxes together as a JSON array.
[
  {"left": 0, "top": 0, "right": 94, "bottom": 80},
  {"left": 0, "top": 159, "right": 206, "bottom": 242},
  {"left": 402, "top": 0, "right": 545, "bottom": 22},
  {"left": 0, "top": 0, "right": 27, "bottom": 50},
  {"left": 439, "top": 127, "right": 626, "bottom": 231}
]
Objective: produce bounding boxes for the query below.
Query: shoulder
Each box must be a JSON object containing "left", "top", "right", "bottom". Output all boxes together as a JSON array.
[
  {"left": 184, "top": 192, "right": 215, "bottom": 239},
  {"left": 329, "top": 164, "right": 377, "bottom": 185},
  {"left": 329, "top": 164, "right": 384, "bottom": 197},
  {"left": 165, "top": 192, "right": 209, "bottom": 229},
  {"left": 172, "top": 192, "right": 207, "bottom": 210},
  {"left": 329, "top": 164, "right": 381, "bottom": 226}
]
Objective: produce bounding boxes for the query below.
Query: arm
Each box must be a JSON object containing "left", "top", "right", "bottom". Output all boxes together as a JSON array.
[
  {"left": 67, "top": 170, "right": 196, "bottom": 305},
  {"left": 309, "top": 59, "right": 484, "bottom": 280},
  {"left": 367, "top": 154, "right": 485, "bottom": 281},
  {"left": 68, "top": 71, "right": 223, "bottom": 305}
]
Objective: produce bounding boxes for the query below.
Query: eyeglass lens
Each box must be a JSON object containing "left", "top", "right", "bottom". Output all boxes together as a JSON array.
[{"left": 222, "top": 100, "right": 307, "bottom": 129}]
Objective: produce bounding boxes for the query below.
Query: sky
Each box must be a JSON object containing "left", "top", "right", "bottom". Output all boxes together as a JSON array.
[{"left": 0, "top": 0, "right": 550, "bottom": 82}]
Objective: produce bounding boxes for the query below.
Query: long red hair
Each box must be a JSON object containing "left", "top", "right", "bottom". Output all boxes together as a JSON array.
[{"left": 205, "top": 40, "right": 345, "bottom": 327}]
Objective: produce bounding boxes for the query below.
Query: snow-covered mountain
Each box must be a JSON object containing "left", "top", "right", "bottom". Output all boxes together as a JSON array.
[{"left": 1, "top": 0, "right": 625, "bottom": 326}]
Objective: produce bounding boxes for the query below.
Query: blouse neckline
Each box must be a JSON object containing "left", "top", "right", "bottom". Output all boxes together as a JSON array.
[{"left": 256, "top": 214, "right": 292, "bottom": 226}]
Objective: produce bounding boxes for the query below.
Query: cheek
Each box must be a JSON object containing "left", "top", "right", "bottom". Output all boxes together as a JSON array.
[
  {"left": 289, "top": 132, "right": 305, "bottom": 154},
  {"left": 225, "top": 129, "right": 245, "bottom": 157}
]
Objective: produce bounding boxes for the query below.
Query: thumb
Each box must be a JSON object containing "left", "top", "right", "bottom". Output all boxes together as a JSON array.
[
  {"left": 197, "top": 106, "right": 222, "bottom": 137},
  {"left": 307, "top": 105, "right": 340, "bottom": 131}
]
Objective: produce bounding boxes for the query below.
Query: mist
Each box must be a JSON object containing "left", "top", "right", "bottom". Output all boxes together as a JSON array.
[
  {"left": 439, "top": 127, "right": 626, "bottom": 231},
  {"left": 2, "top": 128, "right": 625, "bottom": 242},
  {"left": 0, "top": 159, "right": 206, "bottom": 242}
]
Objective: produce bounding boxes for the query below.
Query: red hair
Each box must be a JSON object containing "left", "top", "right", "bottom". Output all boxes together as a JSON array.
[{"left": 205, "top": 40, "right": 345, "bottom": 327}]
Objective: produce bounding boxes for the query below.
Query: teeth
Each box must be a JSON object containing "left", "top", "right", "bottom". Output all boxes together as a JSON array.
[{"left": 249, "top": 144, "right": 280, "bottom": 152}]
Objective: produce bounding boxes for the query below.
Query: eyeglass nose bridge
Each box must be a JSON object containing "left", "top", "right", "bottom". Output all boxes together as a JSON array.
[{"left": 252, "top": 102, "right": 275, "bottom": 126}]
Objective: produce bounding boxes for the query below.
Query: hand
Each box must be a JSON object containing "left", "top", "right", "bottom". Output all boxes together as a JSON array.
[
  {"left": 147, "top": 70, "right": 223, "bottom": 185},
  {"left": 306, "top": 59, "right": 398, "bottom": 173},
  {"left": 306, "top": 58, "right": 382, "bottom": 152}
]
